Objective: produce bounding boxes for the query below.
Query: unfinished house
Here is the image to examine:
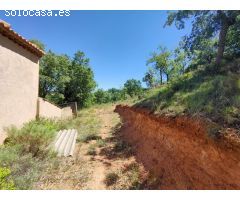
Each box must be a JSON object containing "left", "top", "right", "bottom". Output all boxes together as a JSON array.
[{"left": 0, "top": 21, "right": 72, "bottom": 144}]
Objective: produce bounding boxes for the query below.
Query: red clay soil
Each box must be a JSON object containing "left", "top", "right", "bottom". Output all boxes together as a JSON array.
[{"left": 115, "top": 105, "right": 240, "bottom": 189}]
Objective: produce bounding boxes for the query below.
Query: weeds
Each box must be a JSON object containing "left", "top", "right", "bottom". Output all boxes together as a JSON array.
[
  {"left": 96, "top": 139, "right": 106, "bottom": 148},
  {"left": 114, "top": 140, "right": 132, "bottom": 156},
  {"left": 5, "top": 118, "right": 59, "bottom": 157},
  {"left": 136, "top": 64, "right": 240, "bottom": 128},
  {"left": 87, "top": 144, "right": 97, "bottom": 156},
  {"left": 0, "top": 167, "right": 15, "bottom": 190},
  {"left": 0, "top": 118, "right": 61, "bottom": 189},
  {"left": 104, "top": 172, "right": 119, "bottom": 186},
  {"left": 105, "top": 162, "right": 143, "bottom": 190},
  {"left": 78, "top": 133, "right": 101, "bottom": 143},
  {"left": 59, "top": 107, "right": 102, "bottom": 144}
]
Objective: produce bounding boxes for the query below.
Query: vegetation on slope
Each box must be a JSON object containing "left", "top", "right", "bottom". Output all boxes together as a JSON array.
[{"left": 136, "top": 59, "right": 240, "bottom": 128}]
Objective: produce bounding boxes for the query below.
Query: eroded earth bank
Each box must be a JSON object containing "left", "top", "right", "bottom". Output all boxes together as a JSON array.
[{"left": 115, "top": 105, "right": 240, "bottom": 189}]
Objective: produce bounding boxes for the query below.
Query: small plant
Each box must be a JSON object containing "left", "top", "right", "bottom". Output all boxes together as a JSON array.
[
  {"left": 104, "top": 172, "right": 119, "bottom": 186},
  {"left": 114, "top": 140, "right": 132, "bottom": 155},
  {"left": 0, "top": 167, "right": 15, "bottom": 190},
  {"left": 96, "top": 139, "right": 106, "bottom": 148},
  {"left": 87, "top": 144, "right": 97, "bottom": 156},
  {"left": 78, "top": 133, "right": 101, "bottom": 143},
  {"left": 207, "top": 124, "right": 222, "bottom": 139}
]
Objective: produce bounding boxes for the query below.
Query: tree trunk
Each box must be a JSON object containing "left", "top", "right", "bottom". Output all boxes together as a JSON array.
[
  {"left": 160, "top": 70, "right": 163, "bottom": 85},
  {"left": 166, "top": 73, "right": 169, "bottom": 82},
  {"left": 216, "top": 19, "right": 230, "bottom": 66}
]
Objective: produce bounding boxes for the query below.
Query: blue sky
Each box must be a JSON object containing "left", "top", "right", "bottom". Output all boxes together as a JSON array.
[{"left": 0, "top": 10, "right": 191, "bottom": 89}]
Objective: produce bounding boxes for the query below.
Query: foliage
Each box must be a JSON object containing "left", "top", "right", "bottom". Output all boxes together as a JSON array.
[
  {"left": 87, "top": 144, "right": 97, "bottom": 156},
  {"left": 104, "top": 172, "right": 119, "bottom": 186},
  {"left": 137, "top": 59, "right": 240, "bottom": 127},
  {"left": 123, "top": 79, "right": 143, "bottom": 97},
  {"left": 31, "top": 39, "right": 97, "bottom": 108},
  {"left": 65, "top": 51, "right": 97, "bottom": 108},
  {"left": 94, "top": 88, "right": 127, "bottom": 104},
  {"left": 147, "top": 46, "right": 171, "bottom": 84},
  {"left": 5, "top": 118, "right": 59, "bottom": 157},
  {"left": 107, "top": 88, "right": 127, "bottom": 102},
  {"left": 142, "top": 67, "right": 158, "bottom": 88},
  {"left": 94, "top": 89, "right": 111, "bottom": 104},
  {"left": 0, "top": 118, "right": 61, "bottom": 189},
  {"left": 171, "top": 47, "right": 188, "bottom": 76},
  {"left": 29, "top": 39, "right": 45, "bottom": 51},
  {"left": 59, "top": 107, "right": 102, "bottom": 143},
  {"left": 0, "top": 167, "right": 15, "bottom": 190},
  {"left": 165, "top": 11, "right": 240, "bottom": 65},
  {"left": 39, "top": 51, "right": 71, "bottom": 105}
]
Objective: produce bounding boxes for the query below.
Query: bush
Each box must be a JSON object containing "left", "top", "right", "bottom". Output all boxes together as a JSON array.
[
  {"left": 0, "top": 167, "right": 15, "bottom": 190},
  {"left": 0, "top": 118, "right": 60, "bottom": 189},
  {"left": 5, "top": 118, "right": 59, "bottom": 157},
  {"left": 87, "top": 144, "right": 97, "bottom": 156},
  {"left": 78, "top": 133, "right": 101, "bottom": 143},
  {"left": 104, "top": 172, "right": 119, "bottom": 186}
]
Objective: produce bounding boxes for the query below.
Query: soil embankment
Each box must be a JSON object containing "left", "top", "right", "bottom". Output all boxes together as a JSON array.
[{"left": 115, "top": 105, "right": 240, "bottom": 189}]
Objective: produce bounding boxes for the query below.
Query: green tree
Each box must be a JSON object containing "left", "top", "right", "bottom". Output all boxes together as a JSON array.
[
  {"left": 123, "top": 79, "right": 143, "bottom": 97},
  {"left": 65, "top": 51, "right": 96, "bottom": 108},
  {"left": 29, "top": 39, "right": 45, "bottom": 51},
  {"left": 94, "top": 89, "right": 111, "bottom": 104},
  {"left": 39, "top": 51, "right": 71, "bottom": 105},
  {"left": 35, "top": 40, "right": 97, "bottom": 107},
  {"left": 165, "top": 11, "right": 240, "bottom": 66},
  {"left": 143, "top": 67, "right": 157, "bottom": 88},
  {"left": 147, "top": 46, "right": 171, "bottom": 84},
  {"left": 107, "top": 88, "right": 125, "bottom": 102}
]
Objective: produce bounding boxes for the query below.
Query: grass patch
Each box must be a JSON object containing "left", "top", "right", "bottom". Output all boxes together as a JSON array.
[
  {"left": 113, "top": 140, "right": 132, "bottom": 156},
  {"left": 105, "top": 162, "right": 143, "bottom": 189},
  {"left": 96, "top": 139, "right": 106, "bottom": 148},
  {"left": 78, "top": 133, "right": 101, "bottom": 143},
  {"left": 87, "top": 144, "right": 97, "bottom": 156},
  {"left": 104, "top": 172, "right": 119, "bottom": 186},
  {"left": 59, "top": 107, "right": 102, "bottom": 144}
]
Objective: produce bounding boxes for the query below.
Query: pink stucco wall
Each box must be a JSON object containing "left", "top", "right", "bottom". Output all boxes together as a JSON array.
[
  {"left": 0, "top": 34, "right": 39, "bottom": 143},
  {"left": 61, "top": 106, "right": 73, "bottom": 119},
  {"left": 38, "top": 98, "right": 62, "bottom": 119},
  {"left": 38, "top": 98, "right": 73, "bottom": 119}
]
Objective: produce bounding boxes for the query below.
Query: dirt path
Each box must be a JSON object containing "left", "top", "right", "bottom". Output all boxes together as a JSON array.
[
  {"left": 36, "top": 104, "right": 142, "bottom": 190},
  {"left": 83, "top": 107, "right": 114, "bottom": 189}
]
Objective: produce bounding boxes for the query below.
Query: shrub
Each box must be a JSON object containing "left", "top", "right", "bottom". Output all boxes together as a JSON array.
[
  {"left": 0, "top": 118, "right": 60, "bottom": 189},
  {"left": 104, "top": 172, "right": 119, "bottom": 186},
  {"left": 96, "top": 139, "right": 106, "bottom": 148},
  {"left": 0, "top": 167, "right": 15, "bottom": 190},
  {"left": 78, "top": 133, "right": 101, "bottom": 143},
  {"left": 5, "top": 118, "right": 59, "bottom": 157},
  {"left": 87, "top": 144, "right": 97, "bottom": 156}
]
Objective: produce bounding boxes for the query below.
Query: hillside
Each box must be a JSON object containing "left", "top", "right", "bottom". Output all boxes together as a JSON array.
[{"left": 135, "top": 59, "right": 240, "bottom": 130}]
